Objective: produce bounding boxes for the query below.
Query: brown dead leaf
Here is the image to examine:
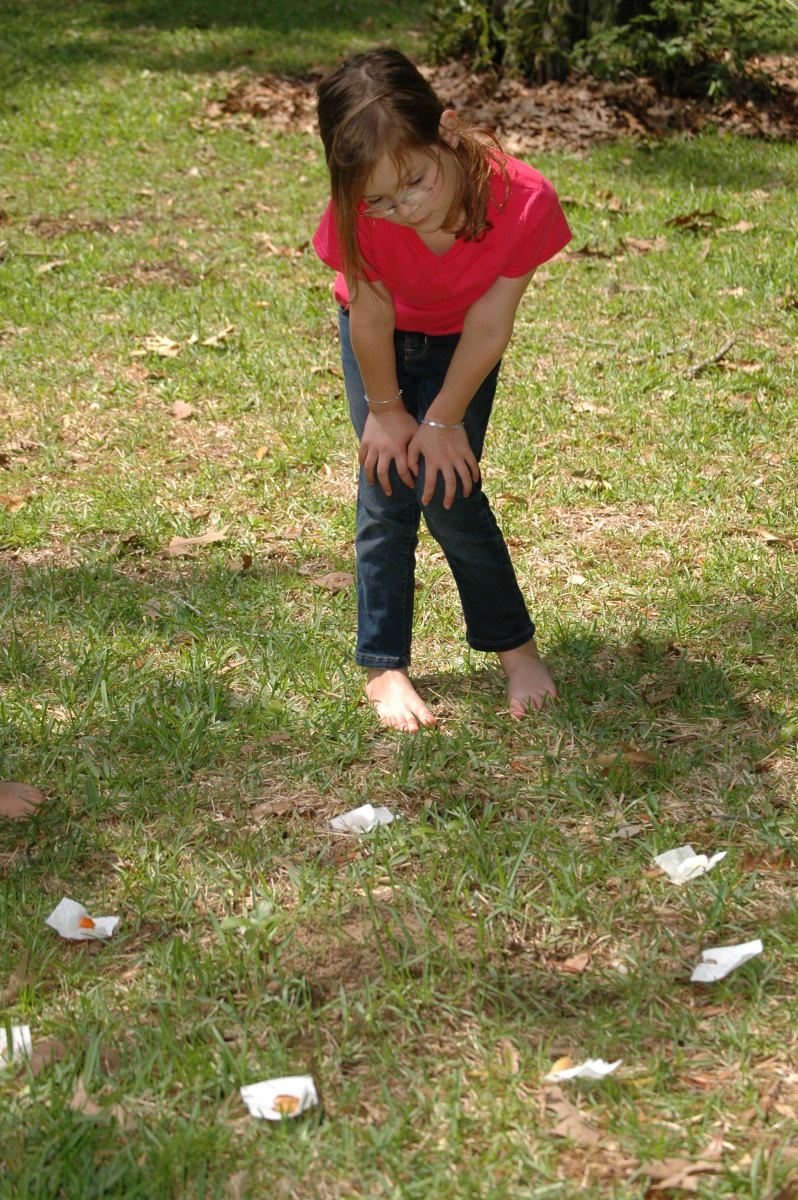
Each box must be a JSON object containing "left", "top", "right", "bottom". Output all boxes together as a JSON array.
[
  {"left": 29, "top": 1038, "right": 69, "bottom": 1076},
  {"left": 755, "top": 527, "right": 797, "bottom": 550},
  {"left": 254, "top": 232, "right": 306, "bottom": 259},
  {"left": 623, "top": 235, "right": 667, "bottom": 254},
  {"left": 171, "top": 400, "right": 194, "bottom": 420},
  {"left": 0, "top": 781, "right": 46, "bottom": 819},
  {"left": 312, "top": 571, "right": 354, "bottom": 593},
  {"left": 644, "top": 1156, "right": 723, "bottom": 1192},
  {"left": 254, "top": 445, "right": 269, "bottom": 462},
  {"left": 132, "top": 333, "right": 181, "bottom": 358},
  {"left": 70, "top": 1077, "right": 103, "bottom": 1116},
  {"left": 162, "top": 525, "right": 230, "bottom": 557},
  {"left": 596, "top": 746, "right": 657, "bottom": 769},
  {"left": 497, "top": 1038, "right": 521, "bottom": 1074},
  {"left": 718, "top": 219, "right": 755, "bottom": 234},
  {"left": 543, "top": 1083, "right": 602, "bottom": 1147},
  {"left": 556, "top": 952, "right": 591, "bottom": 975},
  {"left": 36, "top": 258, "right": 70, "bottom": 274},
  {"left": 251, "top": 799, "right": 295, "bottom": 819},
  {"left": 609, "top": 822, "right": 646, "bottom": 840},
  {"left": 665, "top": 209, "right": 720, "bottom": 231},
  {"left": 202, "top": 324, "right": 235, "bottom": 347},
  {"left": 0, "top": 493, "right": 28, "bottom": 513},
  {"left": 1, "top": 952, "right": 30, "bottom": 1006}
]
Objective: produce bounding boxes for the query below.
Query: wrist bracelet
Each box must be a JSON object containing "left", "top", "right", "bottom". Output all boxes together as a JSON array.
[
  {"left": 421, "top": 417, "right": 464, "bottom": 430},
  {"left": 365, "top": 388, "right": 402, "bottom": 408}
]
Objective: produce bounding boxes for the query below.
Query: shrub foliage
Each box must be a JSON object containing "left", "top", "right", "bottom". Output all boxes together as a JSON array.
[{"left": 427, "top": 0, "right": 795, "bottom": 96}]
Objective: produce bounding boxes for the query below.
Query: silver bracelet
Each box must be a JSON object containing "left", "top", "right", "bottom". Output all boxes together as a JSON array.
[
  {"left": 421, "top": 417, "right": 464, "bottom": 430},
  {"left": 365, "top": 388, "right": 402, "bottom": 408}
]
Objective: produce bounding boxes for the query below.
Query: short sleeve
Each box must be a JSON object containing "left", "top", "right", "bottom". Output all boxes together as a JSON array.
[
  {"left": 312, "top": 203, "right": 343, "bottom": 272},
  {"left": 503, "top": 172, "right": 572, "bottom": 277}
]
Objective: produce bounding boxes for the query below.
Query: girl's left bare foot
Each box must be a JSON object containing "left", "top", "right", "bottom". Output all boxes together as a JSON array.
[{"left": 498, "top": 639, "right": 557, "bottom": 717}]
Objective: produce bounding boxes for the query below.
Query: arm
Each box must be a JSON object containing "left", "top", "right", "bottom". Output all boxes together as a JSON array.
[
  {"left": 348, "top": 277, "right": 418, "bottom": 494},
  {"left": 408, "top": 270, "right": 536, "bottom": 507}
]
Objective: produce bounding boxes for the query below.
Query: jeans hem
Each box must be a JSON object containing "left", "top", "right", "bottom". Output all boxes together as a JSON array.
[
  {"left": 356, "top": 654, "right": 412, "bottom": 670},
  {"left": 466, "top": 624, "right": 536, "bottom": 654}
]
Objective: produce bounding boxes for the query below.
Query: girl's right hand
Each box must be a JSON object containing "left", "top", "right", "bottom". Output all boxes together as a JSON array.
[{"left": 360, "top": 408, "right": 418, "bottom": 496}]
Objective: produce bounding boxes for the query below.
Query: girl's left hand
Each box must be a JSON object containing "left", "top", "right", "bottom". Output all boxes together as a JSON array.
[{"left": 407, "top": 424, "right": 480, "bottom": 509}]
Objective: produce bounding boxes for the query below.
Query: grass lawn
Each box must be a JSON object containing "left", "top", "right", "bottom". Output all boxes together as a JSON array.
[{"left": 1, "top": 3, "right": 797, "bottom": 1197}]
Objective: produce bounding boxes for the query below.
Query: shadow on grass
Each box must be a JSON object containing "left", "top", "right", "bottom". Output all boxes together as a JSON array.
[{"left": 1, "top": 0, "right": 428, "bottom": 84}]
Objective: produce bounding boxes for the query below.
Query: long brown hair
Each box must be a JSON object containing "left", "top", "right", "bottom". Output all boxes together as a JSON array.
[{"left": 316, "top": 49, "right": 507, "bottom": 286}]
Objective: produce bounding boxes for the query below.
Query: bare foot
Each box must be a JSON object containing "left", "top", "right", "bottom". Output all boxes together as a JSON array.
[
  {"left": 498, "top": 639, "right": 558, "bottom": 718},
  {"left": 365, "top": 668, "right": 437, "bottom": 733}
]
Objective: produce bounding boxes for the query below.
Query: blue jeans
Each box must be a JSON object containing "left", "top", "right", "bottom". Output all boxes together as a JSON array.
[{"left": 339, "top": 307, "right": 535, "bottom": 668}]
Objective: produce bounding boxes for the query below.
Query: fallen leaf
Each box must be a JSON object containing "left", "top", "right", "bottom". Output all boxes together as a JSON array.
[
  {"left": 665, "top": 209, "right": 720, "bottom": 231},
  {"left": 171, "top": 400, "right": 194, "bottom": 420},
  {"left": 36, "top": 258, "right": 70, "bottom": 274},
  {"left": 718, "top": 219, "right": 755, "bottom": 234},
  {"left": 202, "top": 323, "right": 235, "bottom": 347},
  {"left": 557, "top": 952, "right": 590, "bottom": 975},
  {"left": 70, "top": 1077, "right": 103, "bottom": 1116},
  {"left": 254, "top": 445, "right": 269, "bottom": 462},
  {"left": 0, "top": 952, "right": 30, "bottom": 1006},
  {"left": 497, "top": 1038, "right": 521, "bottom": 1074},
  {"left": 132, "top": 333, "right": 181, "bottom": 358},
  {"left": 312, "top": 571, "right": 354, "bottom": 593},
  {"left": 0, "top": 493, "right": 28, "bottom": 513},
  {"left": 609, "top": 822, "right": 646, "bottom": 840},
  {"left": 162, "top": 525, "right": 230, "bottom": 557},
  {"left": 28, "top": 1038, "right": 69, "bottom": 1076},
  {"left": 0, "top": 781, "right": 46, "bottom": 819},
  {"left": 251, "top": 799, "right": 294, "bottom": 819},
  {"left": 644, "top": 1156, "right": 723, "bottom": 1192},
  {"left": 596, "top": 747, "right": 657, "bottom": 769},
  {"left": 543, "top": 1083, "right": 601, "bottom": 1146}
]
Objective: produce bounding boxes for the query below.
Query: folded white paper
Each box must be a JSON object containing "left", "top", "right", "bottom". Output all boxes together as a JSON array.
[
  {"left": 45, "top": 897, "right": 120, "bottom": 940},
  {"left": 544, "top": 1058, "right": 622, "bottom": 1081},
  {"left": 240, "top": 1074, "right": 319, "bottom": 1120},
  {"left": 330, "top": 804, "right": 395, "bottom": 833},
  {"left": 654, "top": 844, "right": 727, "bottom": 885},
  {"left": 0, "top": 1024, "right": 32, "bottom": 1064},
  {"left": 690, "top": 939, "right": 763, "bottom": 982}
]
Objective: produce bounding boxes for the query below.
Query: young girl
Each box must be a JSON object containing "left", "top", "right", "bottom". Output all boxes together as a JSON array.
[{"left": 313, "top": 48, "right": 571, "bottom": 733}]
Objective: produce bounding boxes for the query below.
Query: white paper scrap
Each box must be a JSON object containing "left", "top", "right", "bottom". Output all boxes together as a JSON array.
[
  {"left": 654, "top": 844, "right": 727, "bottom": 885},
  {"left": 45, "top": 897, "right": 120, "bottom": 941},
  {"left": 0, "top": 1024, "right": 32, "bottom": 1065},
  {"left": 240, "top": 1075, "right": 319, "bottom": 1120},
  {"left": 330, "top": 804, "right": 395, "bottom": 833},
  {"left": 690, "top": 939, "right": 763, "bottom": 983},
  {"left": 544, "top": 1058, "right": 622, "bottom": 1082}
]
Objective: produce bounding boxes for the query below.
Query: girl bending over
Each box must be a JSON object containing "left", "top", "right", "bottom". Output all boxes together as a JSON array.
[{"left": 313, "top": 49, "right": 571, "bottom": 732}]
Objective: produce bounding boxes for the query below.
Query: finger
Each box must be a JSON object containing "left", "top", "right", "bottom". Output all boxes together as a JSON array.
[
  {"left": 406, "top": 440, "right": 420, "bottom": 477},
  {"left": 442, "top": 466, "right": 458, "bottom": 510},
  {"left": 362, "top": 448, "right": 377, "bottom": 486},
  {"left": 377, "top": 454, "right": 393, "bottom": 497},
  {"left": 394, "top": 452, "right": 414, "bottom": 489},
  {"left": 456, "top": 461, "right": 473, "bottom": 498}
]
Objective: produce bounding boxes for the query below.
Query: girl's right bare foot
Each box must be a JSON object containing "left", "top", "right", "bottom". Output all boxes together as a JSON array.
[{"left": 365, "top": 668, "right": 437, "bottom": 733}]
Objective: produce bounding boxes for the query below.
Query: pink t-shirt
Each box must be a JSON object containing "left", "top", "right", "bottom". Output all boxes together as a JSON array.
[{"left": 312, "top": 155, "right": 571, "bottom": 336}]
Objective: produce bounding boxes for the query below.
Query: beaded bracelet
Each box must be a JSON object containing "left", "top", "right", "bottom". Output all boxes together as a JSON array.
[
  {"left": 421, "top": 417, "right": 464, "bottom": 430},
  {"left": 365, "top": 388, "right": 402, "bottom": 408}
]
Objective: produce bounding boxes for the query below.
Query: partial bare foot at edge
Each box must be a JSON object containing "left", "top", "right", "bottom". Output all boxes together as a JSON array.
[
  {"left": 365, "top": 668, "right": 437, "bottom": 733},
  {"left": 498, "top": 639, "right": 558, "bottom": 718}
]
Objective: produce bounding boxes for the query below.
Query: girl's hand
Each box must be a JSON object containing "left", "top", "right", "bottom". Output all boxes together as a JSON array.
[
  {"left": 360, "top": 408, "right": 419, "bottom": 496},
  {"left": 407, "top": 423, "right": 479, "bottom": 509}
]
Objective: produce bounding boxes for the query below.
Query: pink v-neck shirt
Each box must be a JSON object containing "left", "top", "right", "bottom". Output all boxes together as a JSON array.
[{"left": 313, "top": 155, "right": 571, "bottom": 336}]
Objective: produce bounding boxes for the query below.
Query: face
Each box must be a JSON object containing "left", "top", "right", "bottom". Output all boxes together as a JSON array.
[{"left": 361, "top": 140, "right": 461, "bottom": 234}]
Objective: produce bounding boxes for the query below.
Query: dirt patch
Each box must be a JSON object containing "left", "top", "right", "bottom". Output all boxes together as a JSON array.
[
  {"left": 100, "top": 259, "right": 199, "bottom": 289},
  {"left": 206, "top": 55, "right": 798, "bottom": 154}
]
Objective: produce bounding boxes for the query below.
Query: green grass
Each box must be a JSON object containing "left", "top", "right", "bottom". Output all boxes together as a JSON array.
[{"left": 1, "top": 4, "right": 798, "bottom": 1198}]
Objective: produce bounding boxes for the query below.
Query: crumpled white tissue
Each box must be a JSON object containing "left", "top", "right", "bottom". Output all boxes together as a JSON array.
[
  {"left": 654, "top": 844, "right": 727, "bottom": 884},
  {"left": 544, "top": 1057, "right": 622, "bottom": 1081},
  {"left": 330, "top": 804, "right": 395, "bottom": 833},
  {"left": 0, "top": 1024, "right": 32, "bottom": 1064},
  {"left": 45, "top": 897, "right": 120, "bottom": 940},
  {"left": 690, "top": 939, "right": 763, "bottom": 982},
  {"left": 240, "top": 1074, "right": 319, "bottom": 1120}
]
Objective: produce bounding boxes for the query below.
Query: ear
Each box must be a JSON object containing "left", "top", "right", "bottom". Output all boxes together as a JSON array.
[{"left": 438, "top": 108, "right": 461, "bottom": 149}]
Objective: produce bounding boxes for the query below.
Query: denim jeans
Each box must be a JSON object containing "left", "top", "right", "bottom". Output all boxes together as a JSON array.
[{"left": 339, "top": 307, "right": 535, "bottom": 668}]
